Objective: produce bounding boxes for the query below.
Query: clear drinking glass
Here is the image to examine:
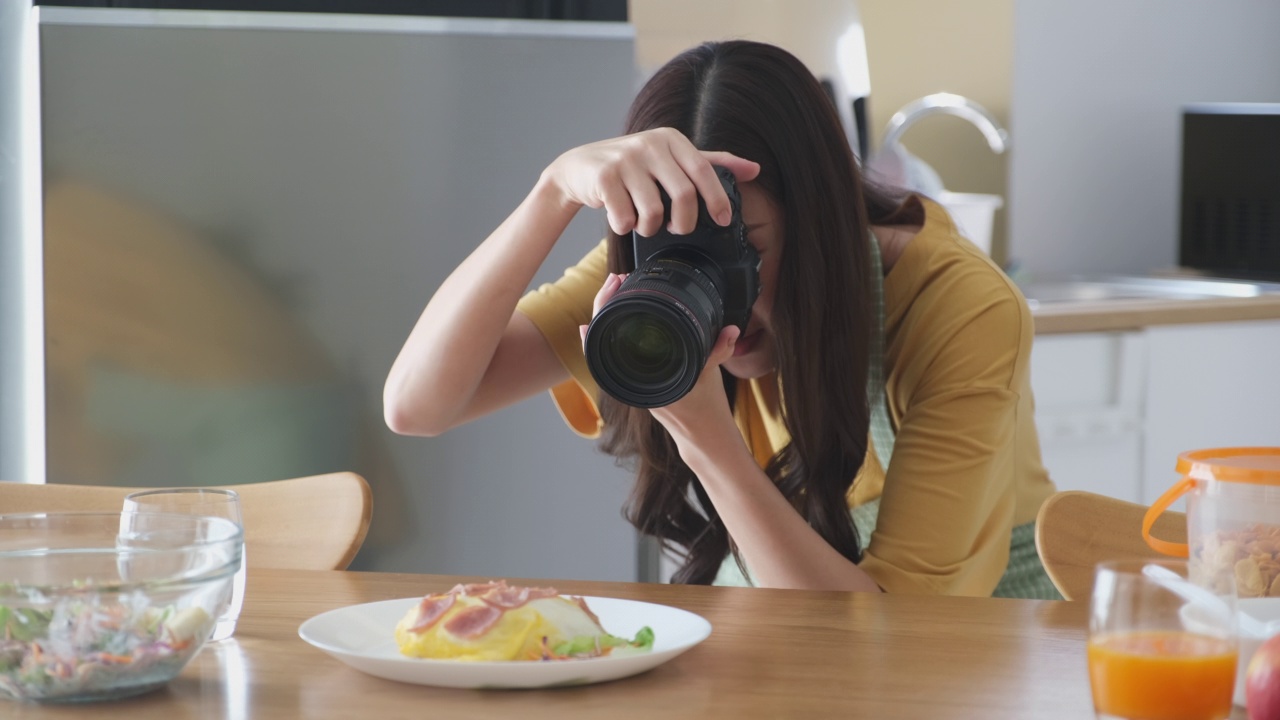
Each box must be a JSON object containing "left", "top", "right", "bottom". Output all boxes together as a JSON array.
[
  {"left": 123, "top": 488, "right": 246, "bottom": 641},
  {"left": 1088, "top": 559, "right": 1237, "bottom": 720}
]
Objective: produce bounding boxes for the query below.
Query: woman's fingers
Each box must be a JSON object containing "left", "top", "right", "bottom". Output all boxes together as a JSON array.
[
  {"left": 706, "top": 325, "right": 741, "bottom": 367},
  {"left": 698, "top": 152, "right": 761, "bottom": 223},
  {"left": 622, "top": 165, "right": 667, "bottom": 238},
  {"left": 555, "top": 128, "right": 759, "bottom": 235},
  {"left": 647, "top": 152, "right": 700, "bottom": 235},
  {"left": 597, "top": 169, "right": 638, "bottom": 236},
  {"left": 701, "top": 151, "right": 761, "bottom": 184},
  {"left": 654, "top": 129, "right": 760, "bottom": 230},
  {"left": 583, "top": 273, "right": 626, "bottom": 352},
  {"left": 667, "top": 148, "right": 732, "bottom": 227},
  {"left": 592, "top": 272, "right": 624, "bottom": 317},
  {"left": 670, "top": 146, "right": 759, "bottom": 228}
]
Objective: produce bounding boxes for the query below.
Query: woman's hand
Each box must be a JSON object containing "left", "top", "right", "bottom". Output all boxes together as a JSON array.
[
  {"left": 579, "top": 273, "right": 744, "bottom": 453},
  {"left": 649, "top": 324, "right": 742, "bottom": 450},
  {"left": 542, "top": 127, "right": 759, "bottom": 238},
  {"left": 579, "top": 275, "right": 879, "bottom": 593}
]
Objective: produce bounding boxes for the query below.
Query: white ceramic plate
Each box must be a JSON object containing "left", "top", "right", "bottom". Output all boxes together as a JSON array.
[{"left": 298, "top": 596, "right": 712, "bottom": 689}]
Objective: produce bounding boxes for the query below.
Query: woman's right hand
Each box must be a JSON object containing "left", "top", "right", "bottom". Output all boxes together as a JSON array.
[{"left": 541, "top": 127, "right": 760, "bottom": 238}]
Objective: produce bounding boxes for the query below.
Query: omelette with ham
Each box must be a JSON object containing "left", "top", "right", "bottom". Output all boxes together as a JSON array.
[{"left": 394, "top": 581, "right": 654, "bottom": 661}]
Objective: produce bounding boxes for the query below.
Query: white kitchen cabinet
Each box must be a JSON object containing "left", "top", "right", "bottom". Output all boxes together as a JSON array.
[
  {"left": 1030, "top": 318, "right": 1280, "bottom": 507},
  {"left": 1141, "top": 319, "right": 1280, "bottom": 504},
  {"left": 1030, "top": 332, "right": 1147, "bottom": 502}
]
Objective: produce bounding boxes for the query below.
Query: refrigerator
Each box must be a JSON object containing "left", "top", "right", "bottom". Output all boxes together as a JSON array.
[{"left": 0, "top": 4, "right": 642, "bottom": 581}]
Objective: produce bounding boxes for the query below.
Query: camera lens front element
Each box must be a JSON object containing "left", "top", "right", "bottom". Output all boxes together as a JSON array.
[{"left": 612, "top": 315, "right": 681, "bottom": 383}]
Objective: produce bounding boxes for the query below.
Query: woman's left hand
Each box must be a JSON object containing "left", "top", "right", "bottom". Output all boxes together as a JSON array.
[
  {"left": 580, "top": 274, "right": 742, "bottom": 451},
  {"left": 581, "top": 277, "right": 881, "bottom": 594}
]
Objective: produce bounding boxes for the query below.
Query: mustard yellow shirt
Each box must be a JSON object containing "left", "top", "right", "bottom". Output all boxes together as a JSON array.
[{"left": 516, "top": 198, "right": 1057, "bottom": 596}]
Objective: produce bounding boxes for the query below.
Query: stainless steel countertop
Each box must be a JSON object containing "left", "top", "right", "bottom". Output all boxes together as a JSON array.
[{"left": 1021, "top": 275, "right": 1280, "bottom": 334}]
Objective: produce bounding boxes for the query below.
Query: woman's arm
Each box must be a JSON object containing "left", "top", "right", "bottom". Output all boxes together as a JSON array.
[
  {"left": 856, "top": 291, "right": 1029, "bottom": 596},
  {"left": 383, "top": 178, "right": 576, "bottom": 437},
  {"left": 583, "top": 278, "right": 882, "bottom": 592},
  {"left": 384, "top": 129, "right": 759, "bottom": 437},
  {"left": 674, "top": 418, "right": 884, "bottom": 592}
]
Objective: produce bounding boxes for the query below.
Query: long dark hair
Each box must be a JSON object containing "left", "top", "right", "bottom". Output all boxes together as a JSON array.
[{"left": 600, "top": 40, "right": 921, "bottom": 585}]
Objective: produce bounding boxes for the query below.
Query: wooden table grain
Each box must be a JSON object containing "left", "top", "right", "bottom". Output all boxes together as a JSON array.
[{"left": 6, "top": 569, "right": 1247, "bottom": 719}]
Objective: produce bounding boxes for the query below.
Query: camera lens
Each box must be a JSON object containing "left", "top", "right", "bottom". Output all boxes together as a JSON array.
[
  {"left": 585, "top": 256, "right": 725, "bottom": 408},
  {"left": 613, "top": 315, "right": 681, "bottom": 383}
]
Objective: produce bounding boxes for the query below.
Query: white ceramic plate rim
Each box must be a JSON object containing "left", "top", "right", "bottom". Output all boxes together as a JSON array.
[{"left": 298, "top": 595, "right": 712, "bottom": 689}]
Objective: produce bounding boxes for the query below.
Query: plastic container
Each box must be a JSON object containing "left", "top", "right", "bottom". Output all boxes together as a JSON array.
[
  {"left": 937, "top": 191, "right": 1003, "bottom": 256},
  {"left": 1146, "top": 449, "right": 1280, "bottom": 708},
  {"left": 1144, "top": 447, "right": 1280, "bottom": 598}
]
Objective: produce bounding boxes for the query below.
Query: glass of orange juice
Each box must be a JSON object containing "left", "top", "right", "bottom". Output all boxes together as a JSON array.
[{"left": 1089, "top": 559, "right": 1237, "bottom": 720}]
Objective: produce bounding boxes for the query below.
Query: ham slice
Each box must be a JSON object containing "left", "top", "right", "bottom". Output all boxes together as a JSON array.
[
  {"left": 408, "top": 593, "right": 455, "bottom": 634},
  {"left": 572, "top": 596, "right": 602, "bottom": 628},
  {"left": 443, "top": 603, "right": 503, "bottom": 639},
  {"left": 481, "top": 585, "right": 529, "bottom": 609},
  {"left": 450, "top": 581, "right": 503, "bottom": 596},
  {"left": 481, "top": 584, "right": 559, "bottom": 609}
]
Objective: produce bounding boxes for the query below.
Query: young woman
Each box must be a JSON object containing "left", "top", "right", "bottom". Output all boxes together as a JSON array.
[{"left": 384, "top": 40, "right": 1060, "bottom": 598}]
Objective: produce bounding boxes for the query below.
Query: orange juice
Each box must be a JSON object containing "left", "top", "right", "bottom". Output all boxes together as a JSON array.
[{"left": 1087, "top": 631, "right": 1236, "bottom": 720}]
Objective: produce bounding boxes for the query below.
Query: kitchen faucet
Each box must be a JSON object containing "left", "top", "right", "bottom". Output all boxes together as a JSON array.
[
  {"left": 867, "top": 92, "right": 1009, "bottom": 256},
  {"left": 880, "top": 92, "right": 1008, "bottom": 154}
]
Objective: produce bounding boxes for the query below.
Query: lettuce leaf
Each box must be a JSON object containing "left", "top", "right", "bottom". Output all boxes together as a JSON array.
[
  {"left": 0, "top": 607, "right": 52, "bottom": 643},
  {"left": 631, "top": 626, "right": 655, "bottom": 650},
  {"left": 552, "top": 626, "right": 655, "bottom": 657}
]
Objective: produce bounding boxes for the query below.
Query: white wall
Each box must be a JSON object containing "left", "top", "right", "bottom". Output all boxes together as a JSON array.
[
  {"left": 1009, "top": 0, "right": 1280, "bottom": 279},
  {"left": 630, "top": 0, "right": 1018, "bottom": 260},
  {"left": 0, "top": 1, "right": 42, "bottom": 485}
]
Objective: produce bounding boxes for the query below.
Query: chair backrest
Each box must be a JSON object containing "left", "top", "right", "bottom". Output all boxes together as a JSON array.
[
  {"left": 0, "top": 472, "right": 372, "bottom": 571},
  {"left": 1035, "top": 490, "right": 1187, "bottom": 601}
]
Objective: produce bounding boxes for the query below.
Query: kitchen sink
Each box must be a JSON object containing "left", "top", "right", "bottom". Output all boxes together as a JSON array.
[{"left": 1019, "top": 275, "right": 1280, "bottom": 308}]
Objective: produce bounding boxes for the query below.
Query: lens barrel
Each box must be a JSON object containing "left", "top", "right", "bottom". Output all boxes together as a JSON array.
[
  {"left": 585, "top": 256, "right": 724, "bottom": 408},
  {"left": 584, "top": 164, "right": 755, "bottom": 409}
]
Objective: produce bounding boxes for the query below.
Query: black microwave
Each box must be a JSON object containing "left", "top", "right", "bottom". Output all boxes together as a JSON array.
[{"left": 1179, "top": 103, "right": 1280, "bottom": 280}]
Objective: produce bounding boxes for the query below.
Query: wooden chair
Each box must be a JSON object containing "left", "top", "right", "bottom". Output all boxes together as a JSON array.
[
  {"left": 1035, "top": 490, "right": 1187, "bottom": 601},
  {"left": 0, "top": 472, "right": 372, "bottom": 571}
]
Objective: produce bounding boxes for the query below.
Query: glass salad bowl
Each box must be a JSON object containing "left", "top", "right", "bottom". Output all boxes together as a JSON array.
[{"left": 0, "top": 512, "right": 242, "bottom": 702}]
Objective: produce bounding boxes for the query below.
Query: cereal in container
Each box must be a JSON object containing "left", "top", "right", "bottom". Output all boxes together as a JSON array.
[{"left": 1144, "top": 447, "right": 1280, "bottom": 597}]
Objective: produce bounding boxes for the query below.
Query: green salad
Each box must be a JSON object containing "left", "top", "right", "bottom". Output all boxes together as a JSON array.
[{"left": 0, "top": 592, "right": 210, "bottom": 702}]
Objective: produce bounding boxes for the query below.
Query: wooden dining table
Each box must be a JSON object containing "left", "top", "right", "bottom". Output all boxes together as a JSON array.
[{"left": 5, "top": 568, "right": 1250, "bottom": 719}]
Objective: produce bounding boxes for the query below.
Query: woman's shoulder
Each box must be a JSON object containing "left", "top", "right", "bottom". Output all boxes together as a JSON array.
[
  {"left": 885, "top": 196, "right": 1030, "bottom": 324},
  {"left": 883, "top": 197, "right": 1034, "bottom": 383}
]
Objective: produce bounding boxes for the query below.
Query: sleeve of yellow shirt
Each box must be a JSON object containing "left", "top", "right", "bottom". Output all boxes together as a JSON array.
[
  {"left": 856, "top": 283, "right": 1031, "bottom": 596},
  {"left": 515, "top": 239, "right": 609, "bottom": 438}
]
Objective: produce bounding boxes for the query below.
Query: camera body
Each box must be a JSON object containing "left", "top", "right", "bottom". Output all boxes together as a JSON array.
[
  {"left": 630, "top": 168, "right": 761, "bottom": 334},
  {"left": 584, "top": 166, "right": 761, "bottom": 408}
]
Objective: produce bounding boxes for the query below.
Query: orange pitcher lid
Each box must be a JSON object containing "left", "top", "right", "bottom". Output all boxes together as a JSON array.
[{"left": 1176, "top": 447, "right": 1280, "bottom": 485}]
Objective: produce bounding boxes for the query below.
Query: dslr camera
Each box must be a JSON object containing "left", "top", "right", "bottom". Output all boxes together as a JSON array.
[{"left": 584, "top": 166, "right": 761, "bottom": 408}]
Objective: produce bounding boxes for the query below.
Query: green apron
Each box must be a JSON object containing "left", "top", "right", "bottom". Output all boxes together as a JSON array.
[{"left": 713, "top": 233, "right": 1062, "bottom": 600}]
